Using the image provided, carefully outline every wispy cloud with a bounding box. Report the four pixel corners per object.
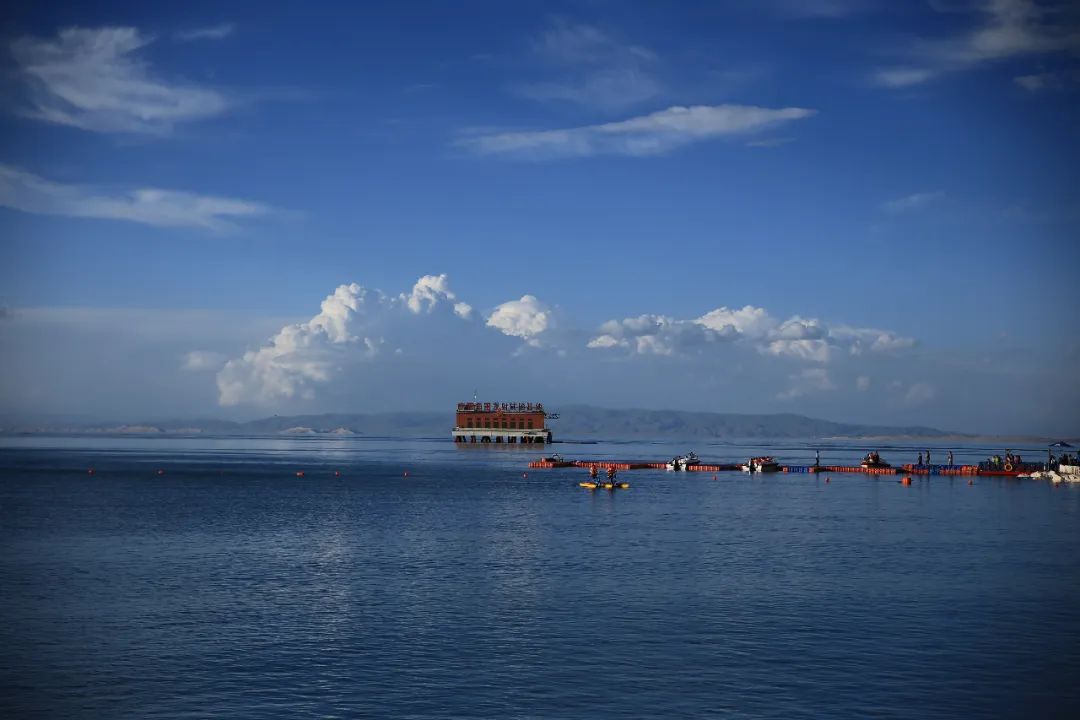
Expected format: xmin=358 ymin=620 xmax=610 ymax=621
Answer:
xmin=0 ymin=164 xmax=272 ymax=233
xmin=174 ymin=23 xmax=235 ymax=42
xmin=769 ymin=0 xmax=874 ymax=19
xmin=881 ymin=191 xmax=945 ymax=213
xmin=746 ymin=136 xmax=795 ymax=148
xmin=9 ymin=26 xmax=229 ymax=134
xmin=512 ymin=19 xmax=661 ymax=111
xmin=777 ymin=368 xmax=836 ymax=400
xmin=873 ymin=0 xmax=1080 ymax=87
xmin=1013 ymin=70 xmax=1076 ymax=91
xmin=458 ymin=104 xmax=815 ymax=160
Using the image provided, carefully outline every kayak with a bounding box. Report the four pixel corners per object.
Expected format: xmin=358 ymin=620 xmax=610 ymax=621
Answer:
xmin=579 ymin=481 xmax=630 ymax=490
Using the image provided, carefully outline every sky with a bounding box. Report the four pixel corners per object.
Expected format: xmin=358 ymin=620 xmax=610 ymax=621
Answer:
xmin=0 ymin=0 xmax=1077 ymax=435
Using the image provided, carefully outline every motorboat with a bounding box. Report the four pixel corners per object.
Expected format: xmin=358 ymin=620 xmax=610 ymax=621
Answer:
xmin=860 ymin=452 xmax=891 ymax=469
xmin=666 ymin=452 xmax=701 ymax=471
xmin=741 ymin=456 xmax=780 ymax=473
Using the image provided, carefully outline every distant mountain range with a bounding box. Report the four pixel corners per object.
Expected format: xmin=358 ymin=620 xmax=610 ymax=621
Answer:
xmin=1 ymin=405 xmax=969 ymax=440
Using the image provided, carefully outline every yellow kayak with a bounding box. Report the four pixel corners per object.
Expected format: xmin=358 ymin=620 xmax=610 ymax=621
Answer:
xmin=580 ymin=481 xmax=630 ymax=490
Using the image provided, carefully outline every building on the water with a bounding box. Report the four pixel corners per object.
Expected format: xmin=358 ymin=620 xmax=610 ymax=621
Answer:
xmin=452 ymin=401 xmax=553 ymax=444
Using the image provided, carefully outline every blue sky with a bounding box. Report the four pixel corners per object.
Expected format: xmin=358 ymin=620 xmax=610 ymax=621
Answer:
xmin=0 ymin=0 xmax=1077 ymax=434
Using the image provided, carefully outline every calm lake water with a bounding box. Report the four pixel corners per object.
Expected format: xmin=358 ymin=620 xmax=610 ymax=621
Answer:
xmin=2 ymin=435 xmax=1078 ymax=719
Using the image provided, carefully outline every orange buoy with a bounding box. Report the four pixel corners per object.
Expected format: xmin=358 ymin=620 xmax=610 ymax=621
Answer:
xmin=901 ymin=476 xmax=912 ymax=486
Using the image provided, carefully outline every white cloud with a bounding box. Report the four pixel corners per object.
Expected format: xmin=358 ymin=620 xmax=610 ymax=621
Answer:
xmin=175 ymin=24 xmax=235 ymax=42
xmin=217 ymin=283 xmax=376 ymax=406
xmin=1013 ymin=71 xmax=1072 ymax=91
xmin=590 ymin=304 xmax=914 ymax=364
xmin=586 ymin=334 xmax=627 ymax=349
xmin=695 ymin=305 xmax=777 ymax=338
xmin=182 ymin=350 xmax=226 ymax=371
xmin=401 ymin=274 xmax=472 ymax=318
xmin=458 ymin=104 xmax=816 ymax=160
xmin=881 ymin=191 xmax=945 ymax=213
xmin=830 ymin=326 xmax=917 ymax=355
xmin=486 ymin=295 xmax=552 ymax=345
xmin=904 ymin=382 xmax=937 ymax=406
xmin=513 ymin=20 xmax=660 ymax=110
xmin=9 ymin=26 xmax=229 ymax=134
xmin=0 ymin=164 xmax=272 ymax=232
xmin=764 ymin=339 xmax=834 ymax=363
xmin=856 ymin=375 xmax=871 ymax=391
xmin=1014 ymin=72 xmax=1049 ymax=90
xmin=777 ymin=368 xmax=835 ymax=400
xmin=588 ymin=314 xmax=718 ymax=356
xmin=873 ymin=68 xmax=939 ymax=87
xmin=873 ymin=0 xmax=1080 ymax=87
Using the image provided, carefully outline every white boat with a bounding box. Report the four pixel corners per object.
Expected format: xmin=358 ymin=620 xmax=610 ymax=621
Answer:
xmin=1027 ymin=464 xmax=1080 ymax=483
xmin=741 ymin=456 xmax=780 ymax=473
xmin=666 ymin=452 xmax=700 ymax=471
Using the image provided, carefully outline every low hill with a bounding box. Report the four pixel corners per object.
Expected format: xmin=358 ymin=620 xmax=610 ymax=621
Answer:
xmin=3 ymin=406 xmax=963 ymax=440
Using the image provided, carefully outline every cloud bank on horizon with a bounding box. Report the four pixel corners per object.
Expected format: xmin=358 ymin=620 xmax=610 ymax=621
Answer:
xmin=201 ymin=273 xmax=921 ymax=409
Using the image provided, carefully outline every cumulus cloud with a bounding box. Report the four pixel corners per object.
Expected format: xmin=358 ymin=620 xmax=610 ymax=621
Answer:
xmin=764 ymin=339 xmax=834 ymax=363
xmin=457 ymin=104 xmax=815 ymax=160
xmin=512 ymin=19 xmax=661 ymax=111
xmin=0 ymin=164 xmax=272 ymax=232
xmin=216 ymin=274 xmax=546 ymax=406
xmin=696 ymin=305 xmax=777 ymax=339
xmin=217 ymin=283 xmax=377 ymax=406
xmin=881 ymin=191 xmax=945 ymax=213
xmin=873 ymin=0 xmax=1080 ymax=87
xmin=856 ymin=375 xmax=872 ymax=391
xmin=401 ymin=274 xmax=473 ymax=318
xmin=589 ymin=314 xmax=720 ymax=356
xmin=590 ymin=305 xmax=914 ymax=363
xmin=9 ymin=26 xmax=230 ymax=134
xmin=212 ymin=275 xmax=917 ymax=408
xmin=486 ymin=295 xmax=552 ymax=346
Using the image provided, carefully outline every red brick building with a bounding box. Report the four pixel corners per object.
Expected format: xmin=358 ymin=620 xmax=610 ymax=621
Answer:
xmin=452 ymin=402 xmax=552 ymax=443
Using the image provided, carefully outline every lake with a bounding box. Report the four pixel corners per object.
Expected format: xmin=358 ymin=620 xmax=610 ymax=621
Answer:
xmin=2 ymin=435 xmax=1078 ymax=718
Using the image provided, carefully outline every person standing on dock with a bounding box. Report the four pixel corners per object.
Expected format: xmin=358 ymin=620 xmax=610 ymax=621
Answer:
xmin=815 ymin=449 xmax=820 ymax=468
xmin=947 ymin=450 xmax=953 ymax=466
xmin=918 ymin=452 xmax=923 ymax=466
xmin=926 ymin=450 xmax=932 ymax=466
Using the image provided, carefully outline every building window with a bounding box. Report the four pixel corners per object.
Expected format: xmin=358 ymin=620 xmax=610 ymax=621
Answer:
xmin=527 ymin=420 xmax=533 ymax=429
